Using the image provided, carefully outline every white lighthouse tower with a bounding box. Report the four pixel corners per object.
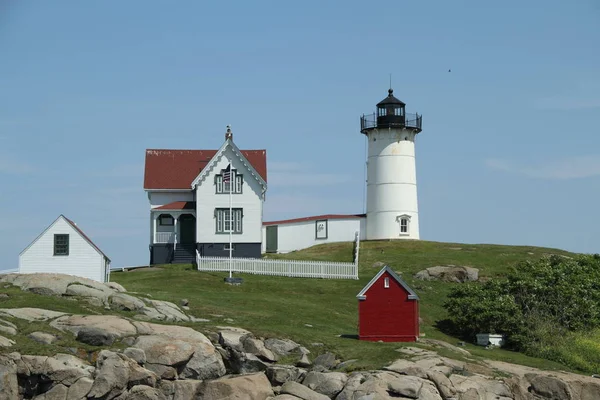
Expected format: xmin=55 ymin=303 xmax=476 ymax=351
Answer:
xmin=360 ymin=88 xmax=423 ymax=240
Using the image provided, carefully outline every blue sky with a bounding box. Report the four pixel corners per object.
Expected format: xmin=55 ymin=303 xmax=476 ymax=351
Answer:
xmin=1 ymin=1 xmax=599 ymax=268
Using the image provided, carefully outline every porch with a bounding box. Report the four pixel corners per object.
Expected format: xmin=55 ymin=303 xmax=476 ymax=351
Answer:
xmin=151 ymin=202 xmax=197 ymax=248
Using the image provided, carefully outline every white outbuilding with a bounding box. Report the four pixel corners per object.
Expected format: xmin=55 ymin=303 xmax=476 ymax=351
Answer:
xmin=19 ymin=215 xmax=111 ymax=283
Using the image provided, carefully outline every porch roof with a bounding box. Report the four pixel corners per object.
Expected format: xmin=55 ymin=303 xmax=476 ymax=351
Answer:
xmin=154 ymin=201 xmax=196 ymax=211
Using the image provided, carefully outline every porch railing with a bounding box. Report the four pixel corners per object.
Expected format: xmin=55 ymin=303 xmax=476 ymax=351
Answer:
xmin=155 ymin=232 xmax=175 ymax=244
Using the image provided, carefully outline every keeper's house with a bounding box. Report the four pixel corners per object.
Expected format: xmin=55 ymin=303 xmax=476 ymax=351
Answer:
xmin=19 ymin=215 xmax=111 ymax=283
xmin=143 ymin=128 xmax=267 ymax=264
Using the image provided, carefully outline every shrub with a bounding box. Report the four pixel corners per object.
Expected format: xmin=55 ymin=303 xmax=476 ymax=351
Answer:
xmin=444 ymin=254 xmax=600 ymax=357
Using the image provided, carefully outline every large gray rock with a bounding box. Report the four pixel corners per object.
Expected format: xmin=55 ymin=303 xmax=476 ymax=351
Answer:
xmin=50 ymin=315 xmax=137 ymax=339
xmin=427 ymin=370 xmax=456 ymax=399
xmin=67 ymin=377 xmax=94 ymax=399
xmin=21 ymin=354 xmax=94 ymax=387
xmin=266 ymin=365 xmax=307 ymax=386
xmin=172 ymin=380 xmax=203 ymax=400
xmin=243 ymin=336 xmax=277 ymax=362
xmin=200 ymin=372 xmax=274 ymax=400
xmin=0 ymin=335 xmax=14 ymax=347
xmin=218 ymin=326 xmax=253 ymax=352
xmin=65 ymin=284 xmax=109 ymax=301
xmin=124 ymin=348 xmax=146 ymax=365
xmin=180 ymin=343 xmax=226 ymax=380
xmin=526 ymin=374 xmax=572 ymax=400
xmin=106 ymin=282 xmax=127 ymax=292
xmin=414 ymin=266 xmax=479 ymax=283
xmin=384 ymin=359 xmax=428 ymax=379
xmin=0 ymin=319 xmax=17 ymax=336
xmin=133 ymin=335 xmax=195 ymax=367
xmin=110 ymin=293 xmax=146 ymax=311
xmin=87 ymin=351 xmax=130 ymax=399
xmin=126 ymin=385 xmax=167 ymax=400
xmin=0 ymin=307 xmax=66 ymax=322
xmin=132 ymin=321 xmax=212 ymax=345
xmin=353 ymin=371 xmax=425 ymax=399
xmin=28 ymin=332 xmax=59 ymax=345
xmin=145 ymin=364 xmax=177 ymax=380
xmin=302 ymin=371 xmax=347 ymax=398
xmin=226 ymin=350 xmax=270 ymax=375
xmin=334 ymin=372 xmax=365 ymax=400
xmin=312 ymin=353 xmax=337 ymax=370
xmin=280 ymin=381 xmax=329 ymax=400
xmin=33 ymin=383 xmax=68 ymax=399
xmin=0 ymin=273 xmax=116 ymax=297
xmin=264 ymin=338 xmax=300 ymax=357
xmin=143 ymin=299 xmax=189 ymax=322
xmin=76 ymin=326 xmax=116 ymax=346
xmin=0 ymin=355 xmax=18 ymax=400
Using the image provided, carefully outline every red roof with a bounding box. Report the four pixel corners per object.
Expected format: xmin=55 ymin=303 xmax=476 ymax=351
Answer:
xmin=64 ymin=216 xmax=111 ymax=261
xmin=143 ymin=149 xmax=267 ymax=190
xmin=263 ymin=214 xmax=366 ymax=226
xmin=154 ymin=201 xmax=196 ymax=211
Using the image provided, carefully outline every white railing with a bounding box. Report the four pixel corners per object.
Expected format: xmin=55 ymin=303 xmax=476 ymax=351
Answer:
xmin=154 ymin=232 xmax=175 ymax=243
xmin=196 ymin=231 xmax=360 ymax=280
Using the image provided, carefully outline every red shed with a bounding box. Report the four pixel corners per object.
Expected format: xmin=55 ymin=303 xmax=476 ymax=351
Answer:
xmin=356 ymin=265 xmax=420 ymax=342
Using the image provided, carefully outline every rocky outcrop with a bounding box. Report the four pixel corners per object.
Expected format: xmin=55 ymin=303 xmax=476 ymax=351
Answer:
xmin=2 ymin=276 xmax=600 ymax=400
xmin=0 ymin=273 xmax=200 ymax=323
xmin=414 ymin=265 xmax=479 ymax=282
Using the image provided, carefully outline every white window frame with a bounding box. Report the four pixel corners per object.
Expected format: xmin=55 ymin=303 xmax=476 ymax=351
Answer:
xmin=215 ymin=208 xmax=243 ymax=234
xmin=396 ymin=214 xmax=411 ymax=235
xmin=384 ymin=277 xmax=390 ymax=288
xmin=215 ymin=170 xmax=243 ymax=194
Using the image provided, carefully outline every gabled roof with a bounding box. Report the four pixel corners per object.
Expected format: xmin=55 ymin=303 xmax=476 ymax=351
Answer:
xmin=356 ymin=265 xmax=418 ymax=301
xmin=190 ymin=139 xmax=267 ymax=191
xmin=154 ymin=201 xmax=196 ymax=211
xmin=144 ymin=148 xmax=267 ymax=190
xmin=19 ymin=215 xmax=111 ymax=262
xmin=263 ymin=214 xmax=366 ymax=226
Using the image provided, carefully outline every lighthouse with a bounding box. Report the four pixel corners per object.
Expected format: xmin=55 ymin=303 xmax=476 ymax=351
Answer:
xmin=360 ymin=88 xmax=423 ymax=240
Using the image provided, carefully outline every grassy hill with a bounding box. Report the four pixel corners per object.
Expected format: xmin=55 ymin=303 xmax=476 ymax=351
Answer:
xmin=111 ymin=240 xmax=575 ymax=372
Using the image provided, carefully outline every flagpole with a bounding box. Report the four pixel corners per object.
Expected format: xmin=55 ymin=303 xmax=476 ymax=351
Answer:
xmin=229 ymin=168 xmax=233 ymax=279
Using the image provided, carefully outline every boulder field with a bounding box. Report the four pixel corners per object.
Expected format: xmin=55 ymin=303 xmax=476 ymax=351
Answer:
xmin=0 ymin=273 xmax=598 ymax=399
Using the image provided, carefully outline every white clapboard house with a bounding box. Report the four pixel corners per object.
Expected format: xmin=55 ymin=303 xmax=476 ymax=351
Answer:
xmin=19 ymin=215 xmax=111 ymax=283
xmin=143 ymin=127 xmax=267 ymax=264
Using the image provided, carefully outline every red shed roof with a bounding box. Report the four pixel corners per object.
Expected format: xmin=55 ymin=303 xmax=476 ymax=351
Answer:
xmin=357 ymin=265 xmax=418 ymax=301
xmin=154 ymin=201 xmax=196 ymax=211
xmin=263 ymin=213 xmax=366 ymax=226
xmin=144 ymin=149 xmax=267 ymax=190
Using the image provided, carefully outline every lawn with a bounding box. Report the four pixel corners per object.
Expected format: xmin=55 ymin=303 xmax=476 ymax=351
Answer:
xmin=111 ymin=239 xmax=575 ymax=372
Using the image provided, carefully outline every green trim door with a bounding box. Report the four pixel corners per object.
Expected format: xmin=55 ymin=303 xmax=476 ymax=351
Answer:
xmin=266 ymin=225 xmax=278 ymax=253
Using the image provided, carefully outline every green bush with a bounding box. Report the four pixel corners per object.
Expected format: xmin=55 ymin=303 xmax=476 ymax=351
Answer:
xmin=444 ymin=254 xmax=600 ymax=370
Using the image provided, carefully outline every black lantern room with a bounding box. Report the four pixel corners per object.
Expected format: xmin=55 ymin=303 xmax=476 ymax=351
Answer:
xmin=360 ymin=88 xmax=422 ymax=134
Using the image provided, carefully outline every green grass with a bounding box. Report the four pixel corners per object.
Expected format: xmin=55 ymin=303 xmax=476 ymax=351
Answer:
xmin=109 ymin=240 xmax=576 ymax=372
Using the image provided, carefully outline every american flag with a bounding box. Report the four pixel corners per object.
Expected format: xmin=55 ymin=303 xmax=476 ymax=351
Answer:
xmin=222 ymin=164 xmax=232 ymax=183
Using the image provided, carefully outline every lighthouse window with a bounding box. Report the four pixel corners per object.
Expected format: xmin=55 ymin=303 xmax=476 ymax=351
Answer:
xmin=400 ymin=218 xmax=409 ymax=233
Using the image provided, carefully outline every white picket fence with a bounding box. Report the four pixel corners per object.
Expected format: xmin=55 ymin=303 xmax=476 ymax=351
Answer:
xmin=196 ymin=232 xmax=360 ymax=280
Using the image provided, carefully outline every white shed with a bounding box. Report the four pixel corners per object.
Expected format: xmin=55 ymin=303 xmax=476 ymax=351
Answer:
xmin=19 ymin=215 xmax=111 ymax=283
xmin=262 ymin=214 xmax=366 ymax=254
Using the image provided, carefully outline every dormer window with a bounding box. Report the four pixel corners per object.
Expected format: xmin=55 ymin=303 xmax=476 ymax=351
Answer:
xmin=215 ymin=170 xmax=243 ymax=194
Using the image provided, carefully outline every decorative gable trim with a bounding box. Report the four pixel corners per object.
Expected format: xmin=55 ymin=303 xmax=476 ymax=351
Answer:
xmin=190 ymin=139 xmax=267 ymax=191
xmin=356 ymin=265 xmax=419 ymax=301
